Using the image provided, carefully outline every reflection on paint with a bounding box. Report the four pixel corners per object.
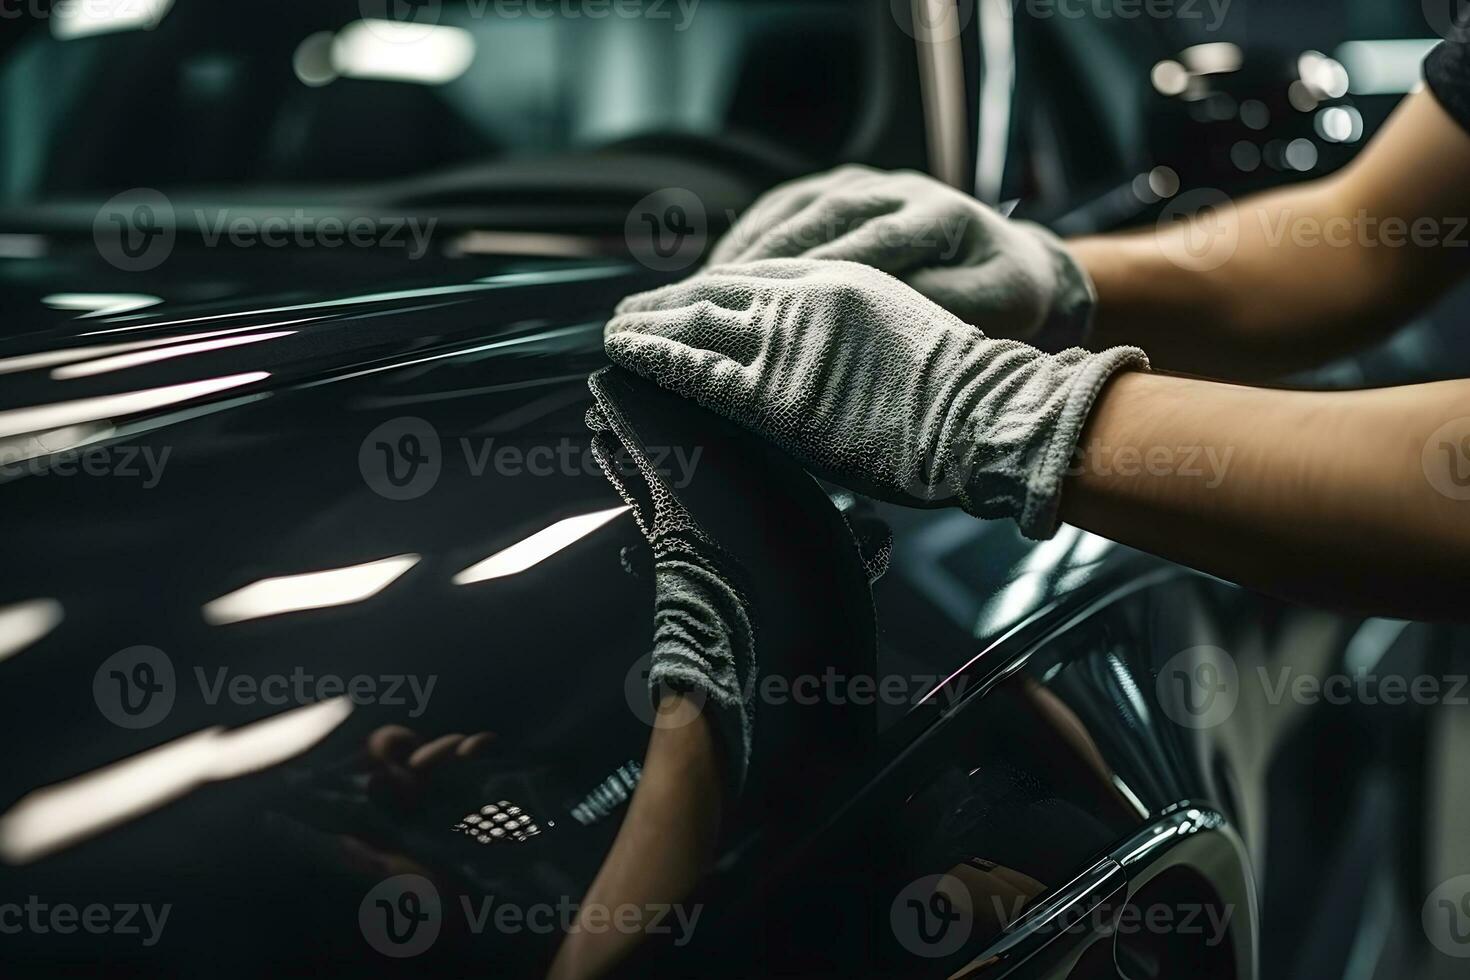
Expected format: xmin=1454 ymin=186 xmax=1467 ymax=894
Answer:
xmin=85 ymin=266 xmax=627 ymax=335
xmin=54 ymin=331 xmax=296 ymax=380
xmin=454 ymin=506 xmax=629 ymax=585
xmin=0 ymin=373 xmax=270 ymax=439
xmin=0 ymin=321 xmax=317 ymax=376
xmin=43 ymin=294 xmax=163 ymax=318
xmin=0 ymin=599 xmax=64 ymax=663
xmin=0 ymin=698 xmax=352 ymax=864
xmin=203 ymin=555 xmax=421 ymax=625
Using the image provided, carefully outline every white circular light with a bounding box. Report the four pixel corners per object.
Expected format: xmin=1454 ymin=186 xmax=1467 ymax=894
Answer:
xmin=1285 ymin=138 xmax=1319 ymax=172
xmin=1240 ymin=99 xmax=1270 ymax=131
xmin=1316 ymin=105 xmax=1364 ymax=143
xmin=293 ymin=31 xmax=338 ymax=87
xmin=1298 ymin=50 xmax=1351 ymax=100
xmin=1320 ymin=58 xmax=1351 ymax=99
xmin=1152 ymin=60 xmax=1189 ymax=97
xmin=1288 ymin=80 xmax=1319 ymax=113
xmin=1148 ymin=166 xmax=1181 ymax=199
xmin=1230 ymin=141 xmax=1261 ymax=172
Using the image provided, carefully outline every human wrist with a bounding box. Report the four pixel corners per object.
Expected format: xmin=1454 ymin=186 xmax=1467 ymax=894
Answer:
xmin=954 ymin=343 xmax=1150 ymax=539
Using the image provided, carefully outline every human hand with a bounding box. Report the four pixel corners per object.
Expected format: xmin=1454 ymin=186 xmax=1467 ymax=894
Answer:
xmin=709 ymin=165 xmax=1095 ymax=345
xmin=362 ymin=725 xmax=498 ymax=813
xmin=605 ymin=258 xmax=1146 ymax=538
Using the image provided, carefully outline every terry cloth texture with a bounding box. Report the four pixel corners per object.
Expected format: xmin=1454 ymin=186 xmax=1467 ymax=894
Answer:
xmin=585 ymin=389 xmax=756 ymax=797
xmin=708 ymin=164 xmax=1097 ymax=348
xmin=604 ymin=258 xmax=1147 ymax=540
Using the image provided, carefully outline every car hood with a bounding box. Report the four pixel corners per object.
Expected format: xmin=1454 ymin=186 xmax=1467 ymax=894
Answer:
xmin=0 ymin=246 xmax=675 ymax=854
xmin=0 ymin=242 xmax=1117 ymax=874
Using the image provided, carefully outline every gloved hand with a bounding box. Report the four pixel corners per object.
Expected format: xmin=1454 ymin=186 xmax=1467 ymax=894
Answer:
xmin=604 ymin=259 xmax=1147 ymax=539
xmin=586 ymin=397 xmax=755 ymax=796
xmin=708 ymin=165 xmax=1095 ymax=346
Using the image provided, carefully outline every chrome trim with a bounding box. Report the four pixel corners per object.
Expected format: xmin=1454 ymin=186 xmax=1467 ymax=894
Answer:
xmin=974 ymin=0 xmax=1015 ymax=203
xmin=953 ymin=806 xmax=1259 ymax=978
xmin=912 ymin=0 xmax=971 ymax=188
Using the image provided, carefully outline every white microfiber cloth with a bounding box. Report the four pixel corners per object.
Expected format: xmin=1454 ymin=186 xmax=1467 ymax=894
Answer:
xmin=604 ymin=258 xmax=1148 ymax=540
xmin=585 ymin=388 xmax=756 ymax=797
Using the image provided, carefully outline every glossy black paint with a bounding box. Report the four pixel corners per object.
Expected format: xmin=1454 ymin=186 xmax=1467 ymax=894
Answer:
xmin=0 ymin=227 xmax=1432 ymax=979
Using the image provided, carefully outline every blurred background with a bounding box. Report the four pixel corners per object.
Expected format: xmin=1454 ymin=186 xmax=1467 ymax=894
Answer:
xmin=3 ymin=0 xmax=1466 ymax=388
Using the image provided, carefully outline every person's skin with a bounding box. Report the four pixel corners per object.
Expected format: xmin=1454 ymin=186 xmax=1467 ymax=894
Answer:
xmin=1071 ymin=90 xmax=1470 ymax=380
xmin=1060 ymin=371 xmax=1470 ymax=620
xmin=342 ymin=705 xmax=724 ymax=980
xmin=317 ymin=728 xmax=500 ymax=903
xmin=1036 ymin=88 xmax=1470 ymax=620
xmin=547 ymin=696 xmax=723 ymax=980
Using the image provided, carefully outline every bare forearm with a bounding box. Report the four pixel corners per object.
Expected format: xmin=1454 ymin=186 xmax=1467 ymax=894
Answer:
xmin=1072 ymin=92 xmax=1470 ymax=379
xmin=1060 ymin=372 xmax=1470 ymax=620
xmin=548 ymin=698 xmax=722 ymax=980
xmin=1072 ymin=178 xmax=1400 ymax=378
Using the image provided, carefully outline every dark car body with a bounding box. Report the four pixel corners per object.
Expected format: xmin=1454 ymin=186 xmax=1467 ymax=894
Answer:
xmin=1 ymin=2 xmax=1467 ymax=978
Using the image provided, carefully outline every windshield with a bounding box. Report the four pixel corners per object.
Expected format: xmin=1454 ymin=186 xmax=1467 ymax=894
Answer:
xmin=0 ymin=0 xmax=875 ymax=205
